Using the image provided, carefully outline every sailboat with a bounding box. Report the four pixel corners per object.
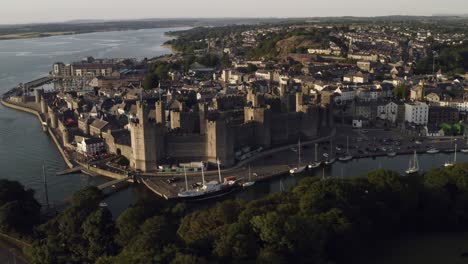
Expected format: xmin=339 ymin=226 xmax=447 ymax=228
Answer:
xmin=308 ymin=143 xmax=322 ymax=169
xmin=178 ymin=160 xmax=237 ymax=200
xmin=461 ymin=137 xmax=468 ymax=153
xmin=405 ymin=151 xmax=419 ymax=175
xmin=290 ymin=139 xmax=307 ymax=174
xmin=325 ymin=139 xmax=336 ymax=165
xmin=338 ymin=136 xmax=353 ymax=161
xmin=444 ymin=144 xmax=457 ymax=167
xmin=242 ymin=166 xmax=256 ymax=187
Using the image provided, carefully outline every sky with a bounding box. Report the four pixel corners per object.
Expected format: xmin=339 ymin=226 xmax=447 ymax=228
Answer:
xmin=1 ymin=0 xmax=468 ymax=25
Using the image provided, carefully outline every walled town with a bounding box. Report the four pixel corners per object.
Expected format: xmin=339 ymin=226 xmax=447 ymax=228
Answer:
xmin=2 ymin=20 xmax=468 ymax=199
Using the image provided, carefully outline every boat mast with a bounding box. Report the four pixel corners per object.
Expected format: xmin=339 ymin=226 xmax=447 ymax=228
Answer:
xmin=454 ymin=144 xmax=457 ymax=163
xmin=315 ymin=143 xmax=318 ymax=162
xmin=346 ymin=136 xmax=350 ymax=155
xmin=217 ymin=159 xmax=222 ymax=183
xmin=414 ymin=151 xmax=419 ymax=170
xmin=201 ymin=161 xmax=205 ymax=185
xmin=183 ymin=166 xmax=188 ymax=191
xmin=298 ymin=139 xmax=301 ymax=167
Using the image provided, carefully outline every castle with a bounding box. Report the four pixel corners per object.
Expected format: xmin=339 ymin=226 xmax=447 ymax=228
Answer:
xmin=124 ymin=88 xmax=333 ymax=172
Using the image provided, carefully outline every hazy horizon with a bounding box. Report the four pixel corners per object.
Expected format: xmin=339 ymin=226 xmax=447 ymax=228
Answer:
xmin=1 ymin=0 xmax=467 ymax=25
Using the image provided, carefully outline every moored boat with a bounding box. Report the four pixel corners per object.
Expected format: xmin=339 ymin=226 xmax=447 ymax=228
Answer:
xmin=325 ymin=157 xmax=336 ymax=165
xmin=406 ymin=151 xmax=419 ymax=175
xmin=290 ymin=139 xmax=306 ymax=175
xmin=338 ymin=136 xmax=353 ymax=162
xmin=242 ymin=166 xmax=256 ymax=187
xmin=308 ymin=143 xmax=322 ymax=169
xmin=427 ymin=148 xmax=440 ymax=154
xmin=444 ymin=144 xmax=457 ymax=167
xmin=178 ymin=160 xmax=238 ymax=201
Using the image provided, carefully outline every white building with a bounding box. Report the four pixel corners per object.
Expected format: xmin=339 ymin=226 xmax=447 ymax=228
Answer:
xmin=76 ymin=137 xmax=106 ymax=157
xmin=378 ymin=102 xmax=399 ymax=123
xmin=404 ymin=102 xmax=429 ymax=125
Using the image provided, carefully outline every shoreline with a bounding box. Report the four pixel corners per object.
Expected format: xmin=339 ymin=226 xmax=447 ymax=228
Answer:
xmin=1 ymin=98 xmax=74 ymax=169
xmin=0 ymin=26 xmax=189 ymax=42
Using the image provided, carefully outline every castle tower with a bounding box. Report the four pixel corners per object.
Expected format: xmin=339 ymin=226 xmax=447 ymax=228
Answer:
xmin=50 ymin=109 xmax=58 ymax=129
xmin=62 ymin=128 xmax=69 ymax=146
xmin=206 ymin=119 xmax=234 ymax=167
xmin=199 ymin=103 xmax=208 ymax=134
xmin=34 ymin=89 xmax=42 ymax=104
xmin=40 ymin=96 xmax=48 ymax=114
xmin=155 ymin=99 xmax=166 ymax=126
xmin=130 ymin=101 xmax=163 ymax=172
xmin=296 ymin=92 xmax=304 ymax=112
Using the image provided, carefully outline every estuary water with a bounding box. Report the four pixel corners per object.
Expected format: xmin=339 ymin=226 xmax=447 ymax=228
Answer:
xmin=0 ymin=28 xmax=186 ymax=212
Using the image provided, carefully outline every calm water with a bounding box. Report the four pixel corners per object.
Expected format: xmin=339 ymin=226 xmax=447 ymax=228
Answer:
xmin=236 ymin=151 xmax=468 ymax=201
xmin=0 ymin=28 xmax=187 ymax=212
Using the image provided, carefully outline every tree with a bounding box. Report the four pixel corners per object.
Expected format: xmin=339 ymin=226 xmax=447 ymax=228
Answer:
xmin=71 ymin=186 xmax=102 ymax=210
xmin=171 ymin=253 xmax=208 ymax=264
xmin=393 ymin=84 xmax=408 ymax=99
xmin=0 ymin=180 xmax=40 ymax=235
xmin=246 ymin=63 xmax=258 ymax=73
xmin=82 ymin=207 xmax=118 ymax=261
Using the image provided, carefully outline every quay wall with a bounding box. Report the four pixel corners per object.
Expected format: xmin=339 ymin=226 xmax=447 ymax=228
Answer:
xmin=1 ymin=98 xmax=74 ymax=169
xmin=78 ymin=162 xmax=127 ymax=180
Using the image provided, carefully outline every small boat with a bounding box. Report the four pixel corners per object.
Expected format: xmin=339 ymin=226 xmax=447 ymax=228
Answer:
xmin=426 ymin=148 xmax=440 ymax=154
xmin=406 ymin=151 xmax=419 ymax=175
xmin=290 ymin=139 xmax=307 ymax=174
xmin=289 ymin=166 xmax=307 ymax=174
xmin=308 ymin=162 xmax=321 ymax=169
xmin=325 ymin=157 xmax=336 ymax=165
xmin=444 ymin=144 xmax=457 ymax=167
xmin=338 ymin=155 xmax=353 ymax=161
xmin=338 ymin=136 xmax=353 ymax=162
xmin=242 ymin=166 xmax=256 ymax=187
xmin=387 ymin=151 xmax=397 ymax=157
xmin=324 ymin=140 xmax=336 ymax=165
xmin=308 ymin=143 xmax=322 ymax=169
xmin=461 ymin=137 xmax=468 ymax=153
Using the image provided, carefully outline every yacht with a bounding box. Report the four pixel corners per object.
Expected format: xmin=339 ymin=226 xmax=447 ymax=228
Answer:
xmin=426 ymin=148 xmax=440 ymax=154
xmin=338 ymin=136 xmax=353 ymax=162
xmin=178 ymin=160 xmax=237 ymax=200
xmin=290 ymin=139 xmax=307 ymax=174
xmin=308 ymin=143 xmax=322 ymax=169
xmin=324 ymin=140 xmax=336 ymax=165
xmin=405 ymin=151 xmax=419 ymax=175
xmin=444 ymin=144 xmax=457 ymax=167
xmin=387 ymin=151 xmax=397 ymax=157
xmin=242 ymin=166 xmax=256 ymax=187
xmin=461 ymin=137 xmax=468 ymax=153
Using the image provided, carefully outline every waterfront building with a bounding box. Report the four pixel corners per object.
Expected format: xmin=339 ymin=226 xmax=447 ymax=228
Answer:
xmin=405 ymin=102 xmax=429 ymax=125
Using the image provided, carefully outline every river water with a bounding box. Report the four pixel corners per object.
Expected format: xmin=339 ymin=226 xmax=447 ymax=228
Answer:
xmin=238 ymin=151 xmax=468 ymax=200
xmin=0 ymin=28 xmax=187 ymax=213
